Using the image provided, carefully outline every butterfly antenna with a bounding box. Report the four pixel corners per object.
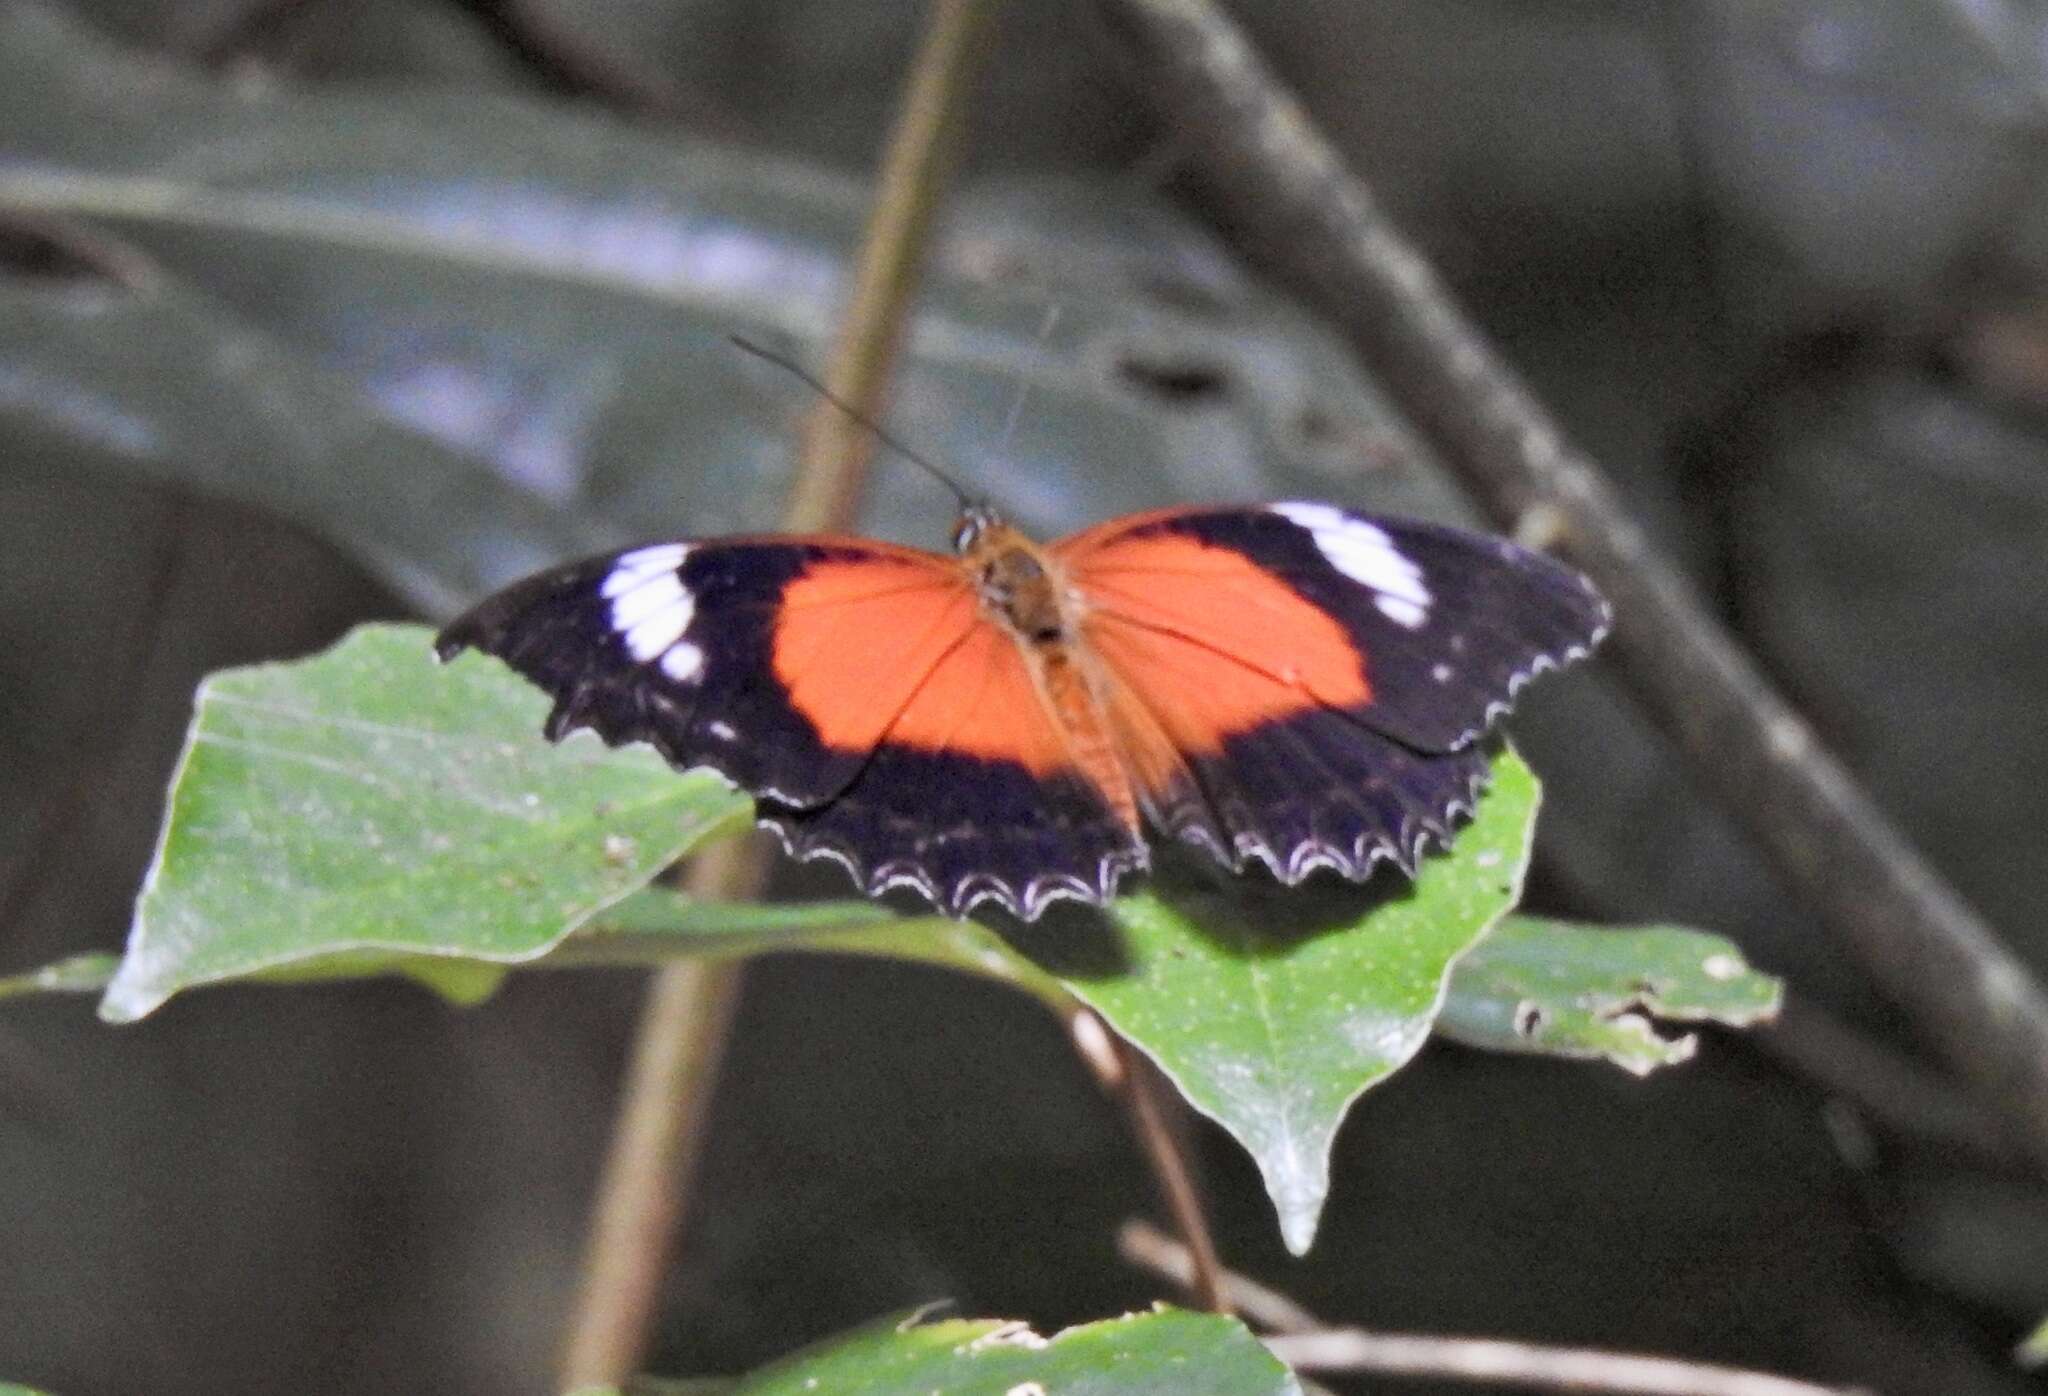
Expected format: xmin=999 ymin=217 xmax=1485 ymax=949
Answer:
xmin=994 ymin=304 xmax=1062 ymax=456
xmin=728 ymin=335 xmax=972 ymax=509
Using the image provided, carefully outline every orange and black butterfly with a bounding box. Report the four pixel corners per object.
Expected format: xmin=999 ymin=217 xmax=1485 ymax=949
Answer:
xmin=436 ymin=498 xmax=1608 ymax=919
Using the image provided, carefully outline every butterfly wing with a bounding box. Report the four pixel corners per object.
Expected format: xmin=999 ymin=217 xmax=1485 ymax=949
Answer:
xmin=758 ymin=617 xmax=1147 ymax=918
xmin=437 ymin=535 xmax=1142 ymax=917
xmin=1057 ymin=502 xmax=1607 ymax=880
xmin=437 ymin=536 xmax=955 ymax=806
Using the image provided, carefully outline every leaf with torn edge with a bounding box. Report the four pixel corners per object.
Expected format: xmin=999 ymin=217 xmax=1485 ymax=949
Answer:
xmin=103 ymin=623 xmax=749 ymax=1023
xmin=1434 ymin=916 xmax=1782 ymax=1074
xmin=692 ymin=1307 xmax=1299 ymax=1396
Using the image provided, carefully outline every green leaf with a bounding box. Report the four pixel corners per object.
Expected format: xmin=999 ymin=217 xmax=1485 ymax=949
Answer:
xmin=1060 ymin=750 xmax=1540 ymax=1255
xmin=1434 ymin=917 xmax=1783 ymax=1075
xmin=0 ymin=953 xmax=119 ymax=1001
xmin=104 ymin=623 xmax=749 ymax=1022
xmin=571 ymin=894 xmax=1076 ymax=1013
xmin=88 ymin=612 xmax=1542 ymax=1257
xmin=2015 ymin=1315 xmax=2048 ymax=1369
xmin=708 ymin=1308 xmax=1298 ymax=1396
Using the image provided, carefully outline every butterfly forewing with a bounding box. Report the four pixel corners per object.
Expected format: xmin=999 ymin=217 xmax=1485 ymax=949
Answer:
xmin=437 ymin=536 xmax=967 ymax=808
xmin=1057 ymin=502 xmax=1606 ymax=880
xmin=1060 ymin=503 xmax=1610 ymax=755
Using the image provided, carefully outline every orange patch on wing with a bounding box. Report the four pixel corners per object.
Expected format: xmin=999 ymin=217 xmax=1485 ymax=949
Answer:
xmin=772 ymin=556 xmax=980 ymax=756
xmin=884 ymin=623 xmax=1077 ymax=778
xmin=772 ymin=555 xmax=1082 ymax=780
xmin=1071 ymin=533 xmax=1370 ymax=754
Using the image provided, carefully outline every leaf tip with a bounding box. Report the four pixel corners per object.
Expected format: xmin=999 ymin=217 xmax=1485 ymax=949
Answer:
xmin=98 ymin=950 xmax=172 ymax=1024
xmin=1270 ymin=1173 xmax=1329 ymax=1257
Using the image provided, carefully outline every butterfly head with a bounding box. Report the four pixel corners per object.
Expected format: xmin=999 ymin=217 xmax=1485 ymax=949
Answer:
xmin=950 ymin=500 xmax=1005 ymax=555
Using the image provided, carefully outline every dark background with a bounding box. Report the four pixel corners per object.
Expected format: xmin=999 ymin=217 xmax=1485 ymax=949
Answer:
xmin=3 ymin=1 xmax=2047 ymax=1391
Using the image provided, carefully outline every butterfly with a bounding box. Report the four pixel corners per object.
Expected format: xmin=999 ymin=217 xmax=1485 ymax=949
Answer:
xmin=435 ymin=498 xmax=1609 ymax=919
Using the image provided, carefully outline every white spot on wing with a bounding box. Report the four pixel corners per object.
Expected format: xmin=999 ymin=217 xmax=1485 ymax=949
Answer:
xmin=1272 ymin=500 xmax=1433 ymax=629
xmin=1377 ymin=596 xmax=1427 ymax=627
xmin=624 ymin=606 xmax=688 ymax=659
xmin=600 ymin=543 xmax=688 ymax=598
xmin=610 ymin=572 xmax=685 ymax=628
xmin=605 ymin=548 xmax=698 ymax=662
xmin=660 ymin=640 xmax=705 ymax=682
xmin=616 ymin=578 xmax=693 ymax=659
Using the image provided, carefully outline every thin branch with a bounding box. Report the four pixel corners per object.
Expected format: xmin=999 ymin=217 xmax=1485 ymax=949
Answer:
xmin=492 ymin=1 xmax=743 ymax=127
xmin=556 ymin=847 xmax=752 ymax=1388
xmin=1761 ymin=994 xmax=2026 ymax=1167
xmin=555 ymin=3 xmax=998 ymax=1387
xmin=1264 ymin=1330 xmax=1873 ymax=1396
xmin=1072 ymin=1015 xmax=1228 ymax=1313
xmin=783 ymin=0 xmax=996 ymax=531
xmin=1117 ymin=1219 xmax=1313 ymax=1333
xmin=1090 ymin=0 xmax=2048 ymax=1179
xmin=1118 ymin=1221 xmax=1870 ymax=1396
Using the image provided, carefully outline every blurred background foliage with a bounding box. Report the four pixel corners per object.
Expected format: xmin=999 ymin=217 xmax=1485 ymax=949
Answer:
xmin=2 ymin=1 xmax=2047 ymax=1392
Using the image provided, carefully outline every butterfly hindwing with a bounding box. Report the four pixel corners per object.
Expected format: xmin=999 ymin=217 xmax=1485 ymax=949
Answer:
xmin=757 ymin=609 xmax=1146 ymax=917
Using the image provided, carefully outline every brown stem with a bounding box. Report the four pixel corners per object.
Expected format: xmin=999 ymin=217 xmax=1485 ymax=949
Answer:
xmin=1263 ymin=1329 xmax=1872 ymax=1396
xmin=1761 ymin=993 xmax=2027 ymax=1167
xmin=1117 ymin=1219 xmax=1313 ymax=1333
xmin=1091 ymin=0 xmax=2048 ymax=1180
xmin=1119 ymin=1221 xmax=1868 ymax=1396
xmin=554 ymin=3 xmax=998 ymax=1387
xmin=1070 ymin=1012 xmax=1228 ymax=1313
xmin=556 ymin=844 xmax=751 ymax=1386
xmin=783 ymin=0 xmax=994 ymax=530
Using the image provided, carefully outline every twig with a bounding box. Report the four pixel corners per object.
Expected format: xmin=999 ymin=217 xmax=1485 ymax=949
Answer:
xmin=782 ymin=0 xmax=995 ymax=531
xmin=1118 ymin=1221 xmax=1870 ymax=1396
xmin=1090 ymin=0 xmax=2048 ymax=1180
xmin=492 ymin=1 xmax=740 ymax=126
xmin=1264 ymin=1330 xmax=1872 ymax=1396
xmin=1935 ymin=0 xmax=2048 ymax=120
xmin=1071 ymin=1015 xmax=1228 ymax=1313
xmin=1760 ymin=994 xmax=2026 ymax=1167
xmin=557 ymin=846 xmax=752 ymax=1387
xmin=554 ymin=3 xmax=998 ymax=1387
xmin=1117 ymin=1219 xmax=1312 ymax=1332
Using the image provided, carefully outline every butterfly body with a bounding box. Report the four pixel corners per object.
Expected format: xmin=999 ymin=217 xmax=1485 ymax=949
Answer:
xmin=437 ymin=502 xmax=1608 ymax=919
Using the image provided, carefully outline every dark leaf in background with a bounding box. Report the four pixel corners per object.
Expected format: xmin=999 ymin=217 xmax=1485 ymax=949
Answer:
xmin=0 ymin=3 xmax=1461 ymax=600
